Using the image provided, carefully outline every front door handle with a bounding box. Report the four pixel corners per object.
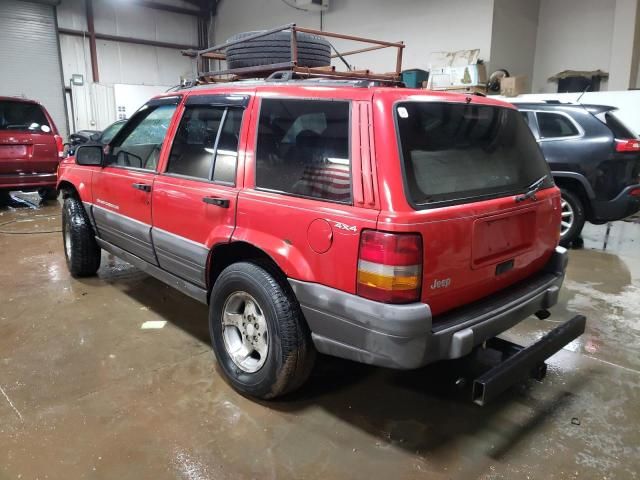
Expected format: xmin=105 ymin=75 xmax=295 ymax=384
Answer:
xmin=132 ymin=183 xmax=152 ymax=192
xmin=202 ymin=196 xmax=230 ymax=208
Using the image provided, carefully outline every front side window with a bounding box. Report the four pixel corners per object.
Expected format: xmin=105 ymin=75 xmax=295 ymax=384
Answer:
xmin=109 ymin=104 xmax=177 ymax=170
xmin=537 ymin=111 xmax=579 ymax=139
xmin=166 ymin=106 xmax=242 ymax=183
xmin=0 ymin=101 xmax=50 ymax=132
xmin=255 ymin=99 xmax=351 ymax=204
xmin=100 ymin=120 xmax=126 ymax=144
xmin=396 ymin=102 xmax=551 ymax=207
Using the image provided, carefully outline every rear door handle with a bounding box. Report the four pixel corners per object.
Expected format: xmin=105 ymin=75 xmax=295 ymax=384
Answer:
xmin=202 ymin=196 xmax=230 ymax=208
xmin=132 ymin=183 xmax=152 ymax=192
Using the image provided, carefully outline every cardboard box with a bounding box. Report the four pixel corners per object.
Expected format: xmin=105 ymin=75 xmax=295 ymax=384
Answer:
xmin=500 ymin=76 xmax=527 ymax=96
xmin=428 ymin=64 xmax=487 ymax=89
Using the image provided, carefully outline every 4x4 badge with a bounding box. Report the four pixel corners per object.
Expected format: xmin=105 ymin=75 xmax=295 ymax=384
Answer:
xmin=332 ymin=221 xmax=357 ymax=232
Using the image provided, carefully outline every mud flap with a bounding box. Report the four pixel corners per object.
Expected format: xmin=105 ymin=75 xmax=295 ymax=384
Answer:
xmin=472 ymin=315 xmax=586 ymax=406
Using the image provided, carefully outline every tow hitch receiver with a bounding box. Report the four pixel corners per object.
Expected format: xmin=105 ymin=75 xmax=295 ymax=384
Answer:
xmin=472 ymin=315 xmax=586 ymax=406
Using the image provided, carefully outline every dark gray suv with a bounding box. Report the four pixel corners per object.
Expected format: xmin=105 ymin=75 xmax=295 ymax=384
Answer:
xmin=514 ymin=101 xmax=640 ymax=246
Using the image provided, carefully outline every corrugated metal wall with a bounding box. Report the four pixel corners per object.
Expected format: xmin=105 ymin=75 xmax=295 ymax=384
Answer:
xmin=0 ymin=0 xmax=68 ymax=137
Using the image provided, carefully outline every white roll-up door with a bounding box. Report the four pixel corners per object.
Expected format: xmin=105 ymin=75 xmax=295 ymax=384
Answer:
xmin=0 ymin=0 xmax=68 ymax=137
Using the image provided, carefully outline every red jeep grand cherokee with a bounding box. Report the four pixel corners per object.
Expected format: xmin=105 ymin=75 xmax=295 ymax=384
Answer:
xmin=57 ymin=80 xmax=583 ymax=402
xmin=0 ymin=97 xmax=64 ymax=200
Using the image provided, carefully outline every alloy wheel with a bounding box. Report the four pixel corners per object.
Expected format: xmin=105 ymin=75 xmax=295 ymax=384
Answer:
xmin=560 ymin=197 xmax=574 ymax=238
xmin=221 ymin=291 xmax=269 ymax=373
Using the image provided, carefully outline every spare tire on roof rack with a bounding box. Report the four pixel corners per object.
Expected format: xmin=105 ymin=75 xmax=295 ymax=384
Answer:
xmin=225 ymin=30 xmax=331 ymax=70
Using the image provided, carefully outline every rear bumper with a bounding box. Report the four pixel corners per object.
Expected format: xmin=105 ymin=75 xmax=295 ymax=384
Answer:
xmin=0 ymin=172 xmax=57 ymax=189
xmin=289 ymin=246 xmax=568 ymax=369
xmin=591 ymin=184 xmax=640 ymax=222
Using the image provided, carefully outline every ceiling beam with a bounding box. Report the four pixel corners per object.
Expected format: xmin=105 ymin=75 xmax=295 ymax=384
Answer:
xmin=127 ymin=0 xmax=204 ymax=17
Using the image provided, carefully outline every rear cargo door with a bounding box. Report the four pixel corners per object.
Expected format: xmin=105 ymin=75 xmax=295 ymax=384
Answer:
xmin=0 ymin=101 xmax=58 ymax=174
xmin=392 ymin=100 xmax=561 ymax=316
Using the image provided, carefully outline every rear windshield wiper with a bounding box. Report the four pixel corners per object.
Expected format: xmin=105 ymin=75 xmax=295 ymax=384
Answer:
xmin=516 ymin=175 xmax=547 ymax=203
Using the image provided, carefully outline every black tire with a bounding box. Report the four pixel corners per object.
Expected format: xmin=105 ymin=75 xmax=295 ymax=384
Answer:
xmin=209 ymin=261 xmax=316 ymax=399
xmin=62 ymin=195 xmax=101 ymax=277
xmin=225 ymin=30 xmax=331 ymax=69
xmin=38 ymin=187 xmax=58 ymax=201
xmin=559 ymin=188 xmax=586 ymax=247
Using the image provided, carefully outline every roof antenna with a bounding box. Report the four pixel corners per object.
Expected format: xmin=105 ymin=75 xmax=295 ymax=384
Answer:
xmin=576 ymin=85 xmax=590 ymax=104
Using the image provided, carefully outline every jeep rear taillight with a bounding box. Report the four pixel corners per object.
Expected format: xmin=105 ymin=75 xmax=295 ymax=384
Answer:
xmin=615 ymin=138 xmax=640 ymax=152
xmin=356 ymin=230 xmax=422 ymax=304
xmin=54 ymin=135 xmax=64 ymax=159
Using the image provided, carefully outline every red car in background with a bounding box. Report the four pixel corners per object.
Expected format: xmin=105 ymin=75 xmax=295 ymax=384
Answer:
xmin=0 ymin=96 xmax=64 ymax=201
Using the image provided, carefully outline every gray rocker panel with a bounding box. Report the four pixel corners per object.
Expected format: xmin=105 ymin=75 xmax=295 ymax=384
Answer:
xmin=92 ymin=206 xmax=158 ymax=265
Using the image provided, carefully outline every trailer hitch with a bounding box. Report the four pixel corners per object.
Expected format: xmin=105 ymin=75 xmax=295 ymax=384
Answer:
xmin=472 ymin=315 xmax=586 ymax=406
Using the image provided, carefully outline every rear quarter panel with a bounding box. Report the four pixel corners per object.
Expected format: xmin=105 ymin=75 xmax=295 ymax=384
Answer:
xmin=233 ymin=87 xmax=379 ymax=293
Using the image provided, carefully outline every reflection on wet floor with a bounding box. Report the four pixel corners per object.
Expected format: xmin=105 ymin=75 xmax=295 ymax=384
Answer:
xmin=0 ymin=198 xmax=639 ymax=479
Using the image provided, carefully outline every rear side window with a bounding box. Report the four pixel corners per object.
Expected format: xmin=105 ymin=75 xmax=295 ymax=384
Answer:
xmin=255 ymin=99 xmax=351 ymax=204
xmin=536 ymin=112 xmax=579 ymax=138
xmin=167 ymin=106 xmax=242 ymax=183
xmin=0 ymin=101 xmax=50 ymax=132
xmin=396 ymin=102 xmax=551 ymax=207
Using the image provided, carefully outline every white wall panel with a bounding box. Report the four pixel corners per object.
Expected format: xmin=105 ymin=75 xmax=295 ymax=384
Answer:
xmin=532 ymin=0 xmax=616 ymax=93
xmin=95 ymin=41 xmax=193 ymax=86
xmin=490 ymin=0 xmax=539 ymax=92
xmin=56 ymin=0 xmax=87 ymax=30
xmin=92 ymin=0 xmax=198 ymax=45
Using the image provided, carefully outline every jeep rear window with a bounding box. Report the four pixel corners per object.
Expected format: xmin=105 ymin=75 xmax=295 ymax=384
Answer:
xmin=396 ymin=102 xmax=551 ymax=207
xmin=0 ymin=101 xmax=50 ymax=132
xmin=255 ymin=99 xmax=351 ymax=204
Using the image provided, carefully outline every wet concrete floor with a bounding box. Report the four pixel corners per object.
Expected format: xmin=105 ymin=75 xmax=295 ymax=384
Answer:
xmin=1 ymin=193 xmax=639 ymax=479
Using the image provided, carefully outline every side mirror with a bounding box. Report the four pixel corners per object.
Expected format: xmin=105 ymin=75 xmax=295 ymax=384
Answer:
xmin=75 ymin=145 xmax=104 ymax=166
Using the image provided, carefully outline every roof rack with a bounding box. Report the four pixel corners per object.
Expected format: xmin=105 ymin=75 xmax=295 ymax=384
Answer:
xmin=182 ymin=23 xmax=405 ymax=85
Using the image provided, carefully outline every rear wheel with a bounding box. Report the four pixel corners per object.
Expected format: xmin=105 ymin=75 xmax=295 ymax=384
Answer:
xmin=62 ymin=195 xmax=101 ymax=277
xmin=559 ymin=188 xmax=585 ymax=247
xmin=209 ymin=262 xmax=316 ymax=399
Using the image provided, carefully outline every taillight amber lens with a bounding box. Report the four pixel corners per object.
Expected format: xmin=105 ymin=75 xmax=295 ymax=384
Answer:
xmin=356 ymin=230 xmax=422 ymax=304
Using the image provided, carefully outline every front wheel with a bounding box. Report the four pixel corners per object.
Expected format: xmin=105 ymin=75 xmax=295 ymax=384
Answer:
xmin=209 ymin=262 xmax=316 ymax=399
xmin=62 ymin=195 xmax=101 ymax=277
xmin=559 ymin=188 xmax=586 ymax=247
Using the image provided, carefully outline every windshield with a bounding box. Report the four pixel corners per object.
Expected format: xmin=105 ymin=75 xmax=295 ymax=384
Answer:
xmin=396 ymin=102 xmax=551 ymax=207
xmin=0 ymin=101 xmax=51 ymax=132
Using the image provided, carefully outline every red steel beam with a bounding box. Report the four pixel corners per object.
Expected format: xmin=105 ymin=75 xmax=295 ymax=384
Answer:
xmin=85 ymin=0 xmax=99 ymax=82
xmin=58 ymin=28 xmax=200 ymax=51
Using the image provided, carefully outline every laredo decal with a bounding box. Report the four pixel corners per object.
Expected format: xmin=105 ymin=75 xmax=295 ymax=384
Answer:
xmin=96 ymin=199 xmax=120 ymax=210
